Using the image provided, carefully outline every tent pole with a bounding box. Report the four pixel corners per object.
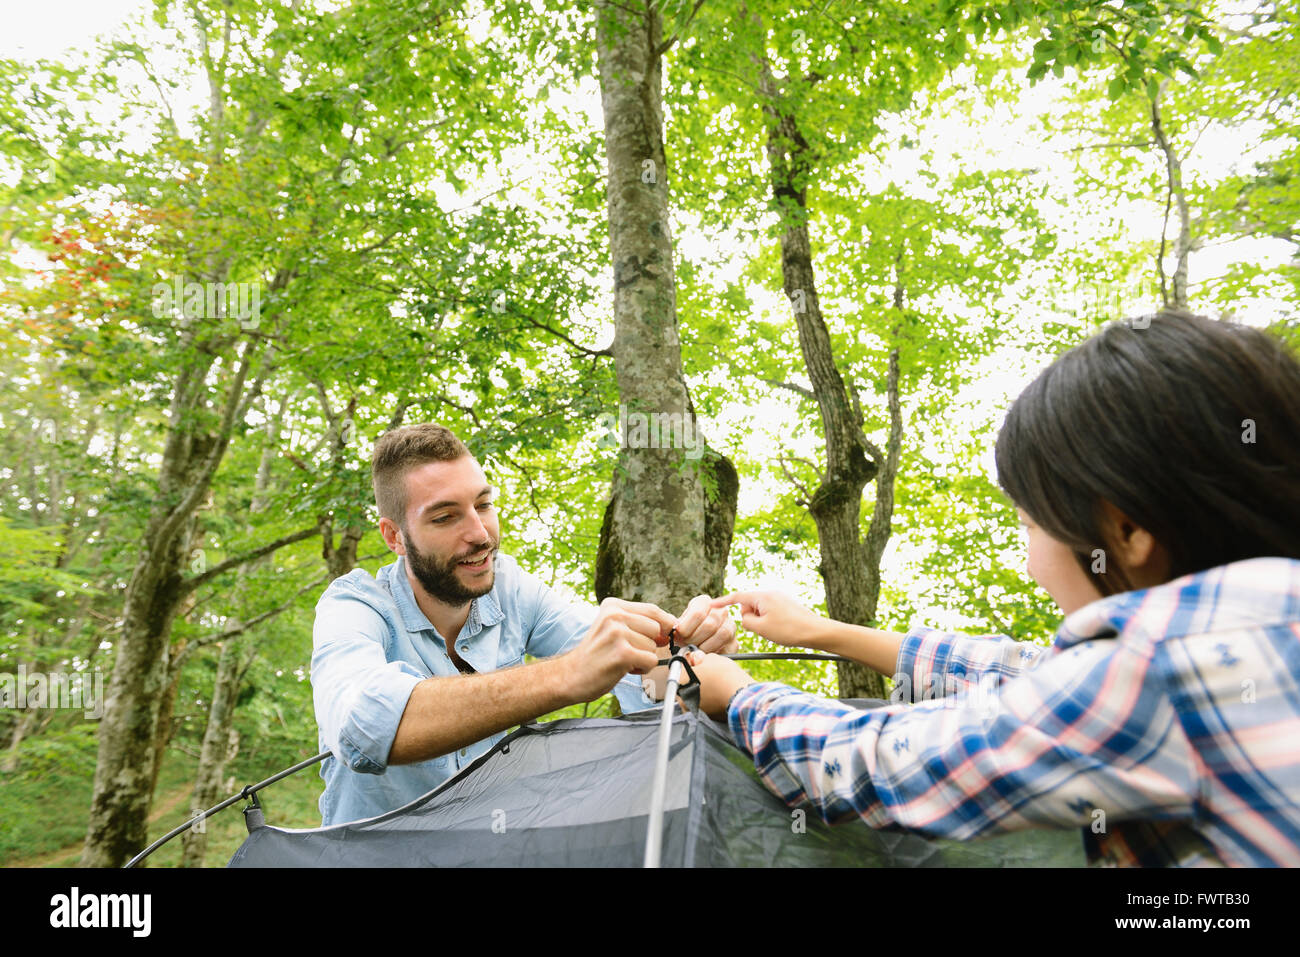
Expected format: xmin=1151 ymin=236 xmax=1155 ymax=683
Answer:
xmin=643 ymin=657 xmax=685 ymax=868
xmin=123 ymin=749 xmax=331 ymax=868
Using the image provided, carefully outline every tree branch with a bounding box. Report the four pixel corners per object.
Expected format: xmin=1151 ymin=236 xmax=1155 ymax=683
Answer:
xmin=775 ymin=451 xmax=816 ymax=506
xmin=386 ymin=400 xmax=412 ymax=432
xmin=154 ymin=338 xmax=261 ymax=556
xmin=187 ymin=571 xmax=330 ymax=652
xmin=1059 ymin=139 xmax=1155 ymax=153
xmin=183 ymin=524 xmax=323 ymax=595
xmin=1150 ymin=79 xmax=1189 ymax=308
xmin=655 ymin=0 xmax=708 ymax=56
xmin=520 ymin=314 xmax=613 ymax=358
xmin=282 ymin=450 xmax=311 ymax=472
xmin=764 ymin=378 xmax=815 ymax=402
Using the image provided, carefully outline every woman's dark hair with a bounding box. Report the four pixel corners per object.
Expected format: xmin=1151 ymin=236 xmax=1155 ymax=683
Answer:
xmin=995 ymin=309 xmax=1300 ymax=597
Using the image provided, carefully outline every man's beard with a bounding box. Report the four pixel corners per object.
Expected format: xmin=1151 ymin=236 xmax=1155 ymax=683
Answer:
xmin=404 ymin=532 xmax=499 ymax=606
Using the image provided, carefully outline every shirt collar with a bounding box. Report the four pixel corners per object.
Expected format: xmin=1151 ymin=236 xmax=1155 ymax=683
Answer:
xmin=1054 ymin=556 xmax=1300 ymax=651
xmin=464 ymin=583 xmax=504 ymax=636
xmin=387 ymin=554 xmax=505 ymax=637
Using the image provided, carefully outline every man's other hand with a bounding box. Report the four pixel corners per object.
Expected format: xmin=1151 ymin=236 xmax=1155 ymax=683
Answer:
xmin=563 ymin=597 xmax=676 ymax=703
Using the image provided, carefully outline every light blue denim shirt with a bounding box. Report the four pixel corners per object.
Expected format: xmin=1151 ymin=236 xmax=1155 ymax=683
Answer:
xmin=311 ymin=551 xmax=656 ymax=826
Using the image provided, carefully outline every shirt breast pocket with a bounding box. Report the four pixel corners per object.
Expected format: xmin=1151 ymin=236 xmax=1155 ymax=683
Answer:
xmin=496 ymin=631 xmax=527 ymax=670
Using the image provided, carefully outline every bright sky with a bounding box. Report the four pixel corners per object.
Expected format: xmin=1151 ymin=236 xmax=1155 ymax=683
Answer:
xmin=0 ymin=0 xmax=150 ymax=60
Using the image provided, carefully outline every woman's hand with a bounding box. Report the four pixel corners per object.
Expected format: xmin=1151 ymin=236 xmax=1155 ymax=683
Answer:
xmin=672 ymin=593 xmax=739 ymax=654
xmin=684 ymin=651 xmax=755 ymax=721
xmin=709 ymin=590 xmax=825 ymax=649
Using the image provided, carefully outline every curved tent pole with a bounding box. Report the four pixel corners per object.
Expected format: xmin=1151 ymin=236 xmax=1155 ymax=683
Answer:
xmin=122 ymin=749 xmax=331 ymax=868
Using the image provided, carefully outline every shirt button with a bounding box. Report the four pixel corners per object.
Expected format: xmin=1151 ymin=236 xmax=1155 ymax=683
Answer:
xmin=459 ymin=748 xmax=467 ymax=757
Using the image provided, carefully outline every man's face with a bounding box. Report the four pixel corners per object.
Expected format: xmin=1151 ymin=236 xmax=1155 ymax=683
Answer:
xmin=392 ymin=456 xmax=501 ymax=606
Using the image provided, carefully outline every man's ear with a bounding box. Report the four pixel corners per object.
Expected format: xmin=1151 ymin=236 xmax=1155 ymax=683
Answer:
xmin=378 ymin=517 xmax=405 ymax=555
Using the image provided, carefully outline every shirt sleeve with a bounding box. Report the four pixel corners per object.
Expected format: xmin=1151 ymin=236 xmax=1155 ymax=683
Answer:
xmin=727 ymin=634 xmax=1199 ymax=841
xmin=311 ymin=590 xmax=424 ymax=775
xmin=516 ymin=569 xmax=656 ymax=714
xmin=894 ymin=622 xmax=1043 ymax=702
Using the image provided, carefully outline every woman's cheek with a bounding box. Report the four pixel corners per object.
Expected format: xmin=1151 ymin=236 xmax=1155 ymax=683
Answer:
xmin=1027 ymin=529 xmax=1069 ymax=605
xmin=1027 ymin=528 xmax=1102 ymax=614
xmin=1025 ymin=529 xmax=1047 ymax=590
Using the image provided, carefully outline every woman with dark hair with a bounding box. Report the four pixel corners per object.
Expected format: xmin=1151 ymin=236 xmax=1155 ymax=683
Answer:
xmin=685 ymin=310 xmax=1300 ymax=866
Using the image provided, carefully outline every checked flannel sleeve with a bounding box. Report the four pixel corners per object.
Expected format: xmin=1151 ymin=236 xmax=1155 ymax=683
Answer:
xmin=895 ymin=623 xmax=1043 ymax=701
xmin=726 ymin=629 xmax=1200 ymax=840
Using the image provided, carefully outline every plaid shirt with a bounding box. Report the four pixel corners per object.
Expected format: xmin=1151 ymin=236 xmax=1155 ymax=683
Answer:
xmin=727 ymin=556 xmax=1300 ymax=867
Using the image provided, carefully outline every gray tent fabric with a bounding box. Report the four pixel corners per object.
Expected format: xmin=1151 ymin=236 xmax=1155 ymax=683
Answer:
xmin=228 ymin=706 xmax=1085 ymax=867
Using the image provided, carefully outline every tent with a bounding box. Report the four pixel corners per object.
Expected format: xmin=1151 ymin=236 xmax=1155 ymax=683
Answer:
xmin=227 ymin=704 xmax=1085 ymax=867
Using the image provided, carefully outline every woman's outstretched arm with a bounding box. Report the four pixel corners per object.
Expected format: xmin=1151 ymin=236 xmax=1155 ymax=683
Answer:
xmin=688 ymin=639 xmax=1198 ymax=846
xmin=710 ymin=591 xmax=906 ymax=675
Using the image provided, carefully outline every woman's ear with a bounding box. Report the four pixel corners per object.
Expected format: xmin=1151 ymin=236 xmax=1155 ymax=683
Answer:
xmin=1098 ymin=501 xmax=1170 ymax=588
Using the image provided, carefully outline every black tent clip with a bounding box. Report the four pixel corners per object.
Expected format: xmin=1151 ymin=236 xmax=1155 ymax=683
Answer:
xmin=661 ymin=629 xmax=701 ymax=712
xmin=667 ymin=643 xmax=702 ymax=714
xmin=670 ymin=644 xmax=701 ymax=690
xmin=241 ymin=785 xmax=265 ymax=832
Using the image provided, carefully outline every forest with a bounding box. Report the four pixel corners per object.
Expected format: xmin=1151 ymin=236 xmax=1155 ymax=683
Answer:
xmin=0 ymin=0 xmax=1296 ymax=868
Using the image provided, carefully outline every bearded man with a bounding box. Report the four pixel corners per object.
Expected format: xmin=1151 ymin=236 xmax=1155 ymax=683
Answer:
xmin=310 ymin=423 xmax=736 ymax=825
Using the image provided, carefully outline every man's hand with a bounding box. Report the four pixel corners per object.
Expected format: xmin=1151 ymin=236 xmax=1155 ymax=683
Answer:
xmin=673 ymin=593 xmax=739 ymax=654
xmin=562 ymin=597 xmax=676 ymax=703
xmin=684 ymin=650 xmax=755 ymax=721
xmin=709 ymin=590 xmax=823 ymax=649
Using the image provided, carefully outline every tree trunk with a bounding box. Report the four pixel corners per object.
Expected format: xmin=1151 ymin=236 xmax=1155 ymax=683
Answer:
xmin=700 ymin=448 xmax=739 ymax=598
xmin=179 ymin=395 xmax=287 ymax=867
xmin=322 ymin=520 xmax=365 ymax=581
xmin=1151 ymin=82 xmax=1192 ymax=309
xmin=81 ymin=340 xmax=258 ymax=867
xmin=178 ymin=633 xmax=242 ymax=868
xmin=2 ymin=707 xmax=38 ymax=773
xmin=753 ymin=47 xmax=896 ymax=700
xmin=80 ymin=495 xmax=201 ymax=867
xmin=861 ymin=289 xmax=907 ymax=635
xmin=592 ymin=0 xmax=735 ymax=611
xmin=148 ymin=636 xmax=189 ymax=800
xmin=314 ymin=388 xmax=370 ymax=583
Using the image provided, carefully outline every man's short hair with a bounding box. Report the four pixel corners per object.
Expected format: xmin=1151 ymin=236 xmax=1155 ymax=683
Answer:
xmin=372 ymin=423 xmax=471 ymax=525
